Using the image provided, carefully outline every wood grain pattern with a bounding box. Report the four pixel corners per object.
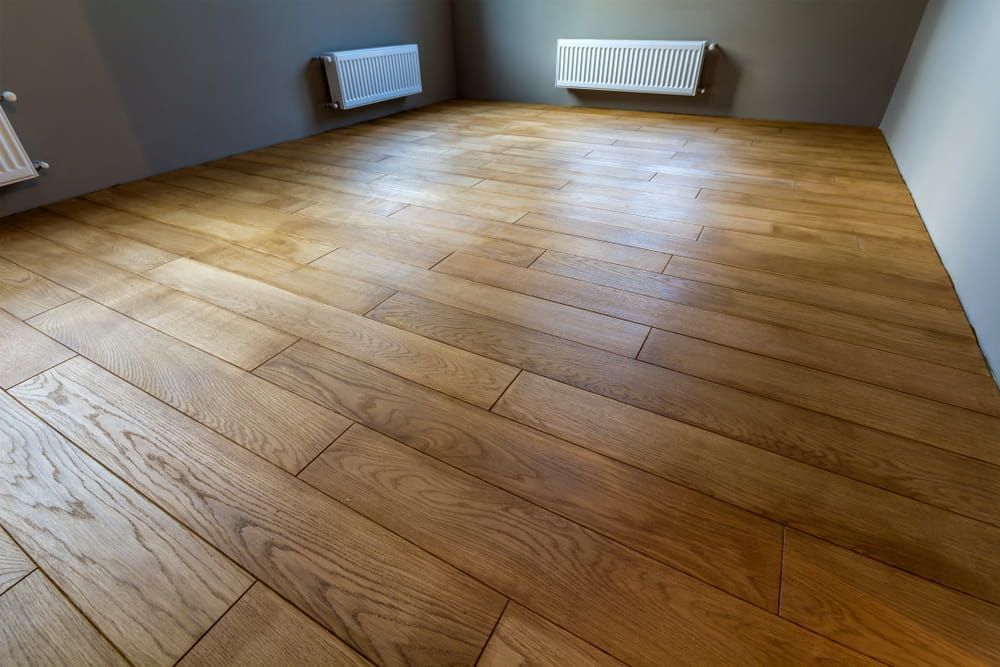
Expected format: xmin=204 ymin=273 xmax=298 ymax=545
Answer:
xmin=516 ymin=211 xmax=960 ymax=308
xmin=662 ymin=255 xmax=973 ymax=340
xmin=477 ymin=604 xmax=624 ymax=667
xmin=257 ymin=340 xmax=783 ymax=609
xmin=0 ymin=256 xmax=77 ymax=319
xmin=301 ymin=424 xmax=865 ymax=665
xmin=145 ymin=257 xmax=518 ymax=409
xmin=0 ymin=228 xmax=296 ymax=370
xmin=435 ymin=251 xmax=985 ymax=375
xmin=638 ymin=328 xmax=1000 ymax=463
xmin=12 ymin=357 xmax=505 ymax=667
xmin=179 ymin=584 xmax=372 ymax=666
xmin=46 ymin=197 xmax=227 ymax=256
xmin=99 ymin=182 xmax=452 ymax=268
xmin=0 ymin=390 xmax=251 ymax=665
xmin=0 ymin=571 xmax=127 ymax=666
xmin=28 ymin=299 xmax=347 ymax=473
xmin=191 ymin=244 xmax=393 ymax=314
xmin=0 ymin=309 xmax=74 ymax=388
xmin=532 ymin=249 xmax=977 ymax=368
xmin=781 ymin=530 xmax=1000 ymax=666
xmin=385 ymin=204 xmax=672 ymax=272
xmin=0 ymin=528 xmax=34 ymax=596
xmin=11 ymin=208 xmax=178 ymax=272
xmin=311 ymin=248 xmax=651 ymax=357
xmin=491 ymin=372 xmax=1000 ymax=607
xmin=368 ymin=293 xmax=1000 ymax=526
xmin=3 ymin=101 xmax=999 ymax=663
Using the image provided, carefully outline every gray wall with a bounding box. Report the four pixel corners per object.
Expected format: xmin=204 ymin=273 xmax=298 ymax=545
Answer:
xmin=0 ymin=0 xmax=455 ymax=216
xmin=451 ymin=0 xmax=925 ymax=125
xmin=881 ymin=0 xmax=1000 ymax=380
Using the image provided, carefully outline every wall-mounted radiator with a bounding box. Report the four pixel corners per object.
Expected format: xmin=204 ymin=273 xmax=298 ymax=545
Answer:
xmin=318 ymin=44 xmax=422 ymax=110
xmin=0 ymin=92 xmax=38 ymax=188
xmin=556 ymin=39 xmax=713 ymax=96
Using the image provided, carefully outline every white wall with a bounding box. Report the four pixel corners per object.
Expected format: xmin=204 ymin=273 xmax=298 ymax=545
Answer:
xmin=881 ymin=0 xmax=1000 ymax=381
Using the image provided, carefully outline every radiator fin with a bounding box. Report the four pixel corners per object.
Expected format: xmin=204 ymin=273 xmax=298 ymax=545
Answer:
xmin=320 ymin=44 xmax=422 ymax=110
xmin=0 ymin=106 xmax=37 ymax=188
xmin=556 ymin=39 xmax=707 ymax=96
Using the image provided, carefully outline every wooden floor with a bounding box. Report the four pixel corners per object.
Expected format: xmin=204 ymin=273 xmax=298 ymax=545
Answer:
xmin=2 ymin=100 xmax=999 ymax=665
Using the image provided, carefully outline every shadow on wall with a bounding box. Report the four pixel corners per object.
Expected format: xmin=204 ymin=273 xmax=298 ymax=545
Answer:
xmin=570 ymin=47 xmax=741 ymax=116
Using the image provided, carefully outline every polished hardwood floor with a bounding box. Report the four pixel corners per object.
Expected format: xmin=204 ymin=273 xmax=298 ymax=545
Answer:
xmin=2 ymin=100 xmax=999 ymax=665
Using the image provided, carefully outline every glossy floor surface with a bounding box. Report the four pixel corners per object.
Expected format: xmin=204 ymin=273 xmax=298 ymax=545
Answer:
xmin=2 ymin=100 xmax=999 ymax=665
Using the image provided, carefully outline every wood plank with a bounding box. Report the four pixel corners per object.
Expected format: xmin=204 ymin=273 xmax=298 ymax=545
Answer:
xmin=178 ymin=583 xmax=372 ymax=667
xmin=388 ymin=204 xmax=673 ymax=272
xmin=491 ymin=372 xmax=1000 ymax=608
xmin=118 ymin=204 xmax=335 ymax=265
xmin=517 ymin=212 xmax=961 ymax=307
xmin=146 ymin=257 xmax=519 ymax=409
xmin=46 ymin=197 xmax=228 ymax=256
xmin=639 ymin=328 xmax=1000 ymax=464
xmin=0 ymin=528 xmax=34 ymax=596
xmin=646 ymin=170 xmax=918 ymax=216
xmin=435 ymin=251 xmax=986 ymax=375
xmin=0 ymin=571 xmax=127 ymax=666
xmin=781 ymin=530 xmax=1000 ymax=666
xmin=664 ymin=255 xmax=974 ymax=340
xmin=11 ymin=209 xmax=178 ymax=272
xmin=311 ymin=248 xmax=650 ymax=357
xmin=12 ymin=357 xmax=506 ymax=666
xmin=551 ymin=181 xmax=891 ymax=247
xmin=367 ymin=293 xmax=1000 ymax=526
xmin=0 ymin=228 xmax=296 ymax=370
xmin=0 ymin=256 xmax=77 ymax=319
xmin=0 ymin=390 xmax=251 ymax=665
xmin=258 ymin=340 xmax=782 ymax=608
xmin=300 ymin=424 xmax=862 ymax=665
xmin=298 ymin=201 xmax=546 ymax=267
xmin=105 ymin=183 xmax=453 ymax=269
xmin=28 ymin=299 xmax=348 ymax=473
xmin=478 ymin=604 xmax=624 ymax=667
xmin=0 ymin=310 xmax=75 ymax=388
xmin=530 ymin=249 xmax=978 ymax=370
xmin=191 ymin=244 xmax=392 ymax=314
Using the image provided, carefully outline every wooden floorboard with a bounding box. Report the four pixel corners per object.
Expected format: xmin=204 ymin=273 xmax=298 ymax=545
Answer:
xmin=0 ymin=391 xmax=251 ymax=665
xmin=0 ymin=571 xmax=127 ymax=666
xmin=178 ymin=583 xmax=372 ymax=666
xmin=11 ymin=357 xmax=506 ymax=666
xmin=2 ymin=100 xmax=999 ymax=665
xmin=0 ymin=528 xmax=34 ymax=597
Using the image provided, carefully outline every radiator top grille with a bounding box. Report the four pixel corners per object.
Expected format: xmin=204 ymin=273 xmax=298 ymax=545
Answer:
xmin=320 ymin=44 xmax=422 ymax=110
xmin=556 ymin=39 xmax=707 ymax=97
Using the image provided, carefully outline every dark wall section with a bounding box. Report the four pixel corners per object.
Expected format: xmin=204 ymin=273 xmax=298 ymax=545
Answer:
xmin=451 ymin=0 xmax=925 ymax=126
xmin=0 ymin=0 xmax=455 ymax=216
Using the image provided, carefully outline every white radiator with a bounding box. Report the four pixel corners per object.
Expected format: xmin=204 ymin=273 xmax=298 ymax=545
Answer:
xmin=0 ymin=104 xmax=37 ymax=188
xmin=556 ymin=39 xmax=709 ymax=96
xmin=319 ymin=44 xmax=422 ymax=110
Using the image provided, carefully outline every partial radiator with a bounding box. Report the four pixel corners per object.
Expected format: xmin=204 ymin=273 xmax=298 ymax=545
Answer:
xmin=556 ymin=39 xmax=711 ymax=96
xmin=318 ymin=44 xmax=422 ymax=110
xmin=0 ymin=102 xmax=38 ymax=188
